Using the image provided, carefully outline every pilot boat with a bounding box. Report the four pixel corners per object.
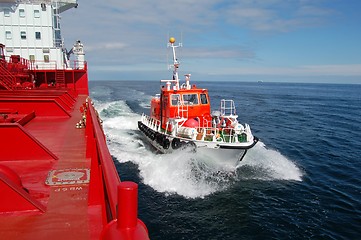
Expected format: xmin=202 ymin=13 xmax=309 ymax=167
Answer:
xmin=138 ymin=37 xmax=258 ymax=168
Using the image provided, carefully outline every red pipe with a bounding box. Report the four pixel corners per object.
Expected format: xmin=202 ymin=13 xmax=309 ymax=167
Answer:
xmin=100 ymin=182 xmax=149 ymax=240
xmin=117 ymin=182 xmax=138 ymax=229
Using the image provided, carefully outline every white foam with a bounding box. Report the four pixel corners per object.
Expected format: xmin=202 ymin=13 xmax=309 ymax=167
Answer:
xmin=238 ymin=141 xmax=303 ymax=181
xmin=133 ymin=152 xmax=221 ymax=198
xmin=95 ymin=100 xmax=303 ymax=199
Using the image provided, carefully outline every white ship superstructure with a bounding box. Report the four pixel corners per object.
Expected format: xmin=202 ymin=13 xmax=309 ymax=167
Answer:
xmin=0 ymin=0 xmax=79 ymax=70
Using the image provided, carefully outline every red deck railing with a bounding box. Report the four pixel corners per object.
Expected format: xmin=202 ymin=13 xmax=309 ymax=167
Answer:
xmin=86 ymin=102 xmax=149 ymax=240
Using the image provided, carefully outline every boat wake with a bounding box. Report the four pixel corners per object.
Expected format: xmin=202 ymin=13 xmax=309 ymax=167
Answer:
xmin=94 ymin=99 xmax=303 ymax=198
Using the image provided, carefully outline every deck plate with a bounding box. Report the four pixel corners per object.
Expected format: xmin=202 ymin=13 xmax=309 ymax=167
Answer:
xmin=45 ymin=169 xmax=90 ymax=185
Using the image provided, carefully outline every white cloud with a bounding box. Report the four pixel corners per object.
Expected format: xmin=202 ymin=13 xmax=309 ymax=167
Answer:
xmin=208 ymin=64 xmax=361 ymax=77
xmin=296 ymin=5 xmax=336 ymax=17
xmin=59 ymin=0 xmax=358 ymax=82
xmin=222 ymin=0 xmax=336 ymax=32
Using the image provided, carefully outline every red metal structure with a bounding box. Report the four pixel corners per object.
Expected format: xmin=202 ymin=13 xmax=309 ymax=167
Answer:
xmin=0 ymin=43 xmax=149 ymax=239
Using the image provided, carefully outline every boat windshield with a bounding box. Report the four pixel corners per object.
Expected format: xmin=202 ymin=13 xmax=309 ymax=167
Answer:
xmin=200 ymin=93 xmax=208 ymax=104
xmin=183 ymin=94 xmax=199 ymax=105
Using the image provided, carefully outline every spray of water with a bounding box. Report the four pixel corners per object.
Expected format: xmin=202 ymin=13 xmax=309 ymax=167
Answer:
xmin=95 ymin=100 xmax=303 ymax=199
xmin=237 ymin=142 xmax=303 ymax=181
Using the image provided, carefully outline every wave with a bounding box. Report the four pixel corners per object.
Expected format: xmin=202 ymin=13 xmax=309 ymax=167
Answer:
xmin=237 ymin=141 xmax=303 ymax=181
xmin=95 ymin=99 xmax=303 ymax=199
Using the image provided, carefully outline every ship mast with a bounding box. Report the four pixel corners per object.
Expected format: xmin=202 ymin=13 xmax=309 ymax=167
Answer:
xmin=162 ymin=37 xmax=192 ymax=91
xmin=168 ymin=37 xmax=182 ymax=90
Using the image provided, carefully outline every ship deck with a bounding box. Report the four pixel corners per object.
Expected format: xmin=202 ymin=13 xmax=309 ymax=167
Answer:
xmin=0 ymin=90 xmax=104 ymax=239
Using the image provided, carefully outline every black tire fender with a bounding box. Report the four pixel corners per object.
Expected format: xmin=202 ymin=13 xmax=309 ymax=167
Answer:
xmin=163 ymin=138 xmax=170 ymax=149
xmin=171 ymin=138 xmax=181 ymax=149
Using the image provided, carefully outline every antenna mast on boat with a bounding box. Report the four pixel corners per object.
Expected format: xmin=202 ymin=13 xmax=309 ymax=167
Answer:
xmin=167 ymin=37 xmax=182 ymax=90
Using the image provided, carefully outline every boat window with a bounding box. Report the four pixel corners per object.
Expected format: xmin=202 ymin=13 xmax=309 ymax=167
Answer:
xmin=4 ymin=9 xmax=10 ymax=17
xmin=183 ymin=94 xmax=199 ymax=105
xmin=200 ymin=93 xmax=208 ymax=104
xmin=171 ymin=94 xmax=180 ymax=106
xmin=6 ymin=31 xmax=12 ymax=40
xmin=44 ymin=55 xmax=49 ymax=63
xmin=19 ymin=9 xmax=25 ymax=18
xmin=20 ymin=31 xmax=26 ymax=40
xmin=34 ymin=9 xmax=40 ymax=18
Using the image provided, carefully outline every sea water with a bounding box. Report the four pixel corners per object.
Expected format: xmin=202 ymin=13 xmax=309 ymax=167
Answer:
xmin=90 ymin=81 xmax=361 ymax=239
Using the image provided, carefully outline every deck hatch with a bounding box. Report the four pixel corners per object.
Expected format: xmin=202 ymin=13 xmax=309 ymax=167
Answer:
xmin=45 ymin=168 xmax=90 ymax=185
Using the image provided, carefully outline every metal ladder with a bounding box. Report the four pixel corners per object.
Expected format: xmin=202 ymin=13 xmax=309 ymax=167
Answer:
xmin=176 ymin=101 xmax=189 ymax=119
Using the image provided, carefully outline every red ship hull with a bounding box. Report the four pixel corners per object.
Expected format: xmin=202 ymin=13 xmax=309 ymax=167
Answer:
xmin=0 ymin=45 xmax=149 ymax=239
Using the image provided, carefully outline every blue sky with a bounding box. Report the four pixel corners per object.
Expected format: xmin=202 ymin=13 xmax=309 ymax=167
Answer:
xmin=61 ymin=0 xmax=361 ymax=83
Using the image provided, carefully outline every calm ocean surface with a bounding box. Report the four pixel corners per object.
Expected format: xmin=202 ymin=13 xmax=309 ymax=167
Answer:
xmin=89 ymin=80 xmax=361 ymax=239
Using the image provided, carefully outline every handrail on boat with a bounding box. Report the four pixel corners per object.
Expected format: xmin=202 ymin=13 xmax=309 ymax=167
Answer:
xmin=142 ymin=113 xmax=162 ymax=132
xmin=141 ymin=113 xmax=249 ymax=144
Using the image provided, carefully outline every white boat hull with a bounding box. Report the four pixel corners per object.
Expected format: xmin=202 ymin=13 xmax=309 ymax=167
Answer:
xmin=138 ymin=121 xmax=258 ymax=168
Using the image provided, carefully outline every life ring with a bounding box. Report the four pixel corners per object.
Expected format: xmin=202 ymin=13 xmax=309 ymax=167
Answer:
xmin=171 ymin=138 xmax=181 ymax=149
